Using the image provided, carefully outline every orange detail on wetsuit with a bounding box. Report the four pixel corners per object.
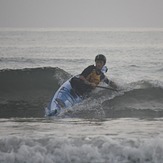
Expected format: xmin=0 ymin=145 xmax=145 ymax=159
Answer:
xmin=86 ymin=69 xmax=101 ymax=85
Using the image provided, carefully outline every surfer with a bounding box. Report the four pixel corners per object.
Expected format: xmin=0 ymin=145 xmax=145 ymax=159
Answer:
xmin=46 ymin=54 xmax=117 ymax=116
xmin=70 ymin=54 xmax=117 ymax=97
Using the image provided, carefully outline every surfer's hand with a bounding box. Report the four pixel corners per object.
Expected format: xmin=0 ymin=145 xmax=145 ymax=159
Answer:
xmin=110 ymin=81 xmax=117 ymax=89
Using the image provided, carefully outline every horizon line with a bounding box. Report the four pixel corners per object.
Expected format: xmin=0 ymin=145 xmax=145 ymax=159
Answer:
xmin=0 ymin=27 xmax=163 ymax=32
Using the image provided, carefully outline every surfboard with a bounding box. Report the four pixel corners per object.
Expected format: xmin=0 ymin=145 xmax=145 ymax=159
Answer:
xmin=45 ymin=79 xmax=83 ymax=116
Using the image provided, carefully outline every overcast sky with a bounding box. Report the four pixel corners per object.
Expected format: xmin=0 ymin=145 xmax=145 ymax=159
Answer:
xmin=0 ymin=0 xmax=163 ymax=28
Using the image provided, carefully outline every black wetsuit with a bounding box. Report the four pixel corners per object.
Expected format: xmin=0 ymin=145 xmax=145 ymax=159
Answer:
xmin=70 ymin=65 xmax=109 ymax=96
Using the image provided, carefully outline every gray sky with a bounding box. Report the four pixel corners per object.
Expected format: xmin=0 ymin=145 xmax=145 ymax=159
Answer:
xmin=0 ymin=0 xmax=163 ymax=28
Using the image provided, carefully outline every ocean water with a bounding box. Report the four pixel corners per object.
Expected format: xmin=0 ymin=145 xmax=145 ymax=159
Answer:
xmin=0 ymin=28 xmax=163 ymax=163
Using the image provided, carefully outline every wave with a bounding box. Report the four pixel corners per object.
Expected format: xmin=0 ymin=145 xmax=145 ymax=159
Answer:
xmin=0 ymin=68 xmax=163 ymax=119
xmin=0 ymin=67 xmax=71 ymax=118
xmin=65 ymin=80 xmax=163 ymax=119
xmin=0 ymin=135 xmax=163 ymax=163
xmin=101 ymin=86 xmax=163 ymax=118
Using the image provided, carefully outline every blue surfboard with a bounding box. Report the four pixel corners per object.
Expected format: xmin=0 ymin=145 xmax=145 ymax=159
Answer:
xmin=45 ymin=79 xmax=83 ymax=116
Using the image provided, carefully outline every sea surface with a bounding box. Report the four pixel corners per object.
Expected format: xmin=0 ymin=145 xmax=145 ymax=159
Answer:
xmin=0 ymin=28 xmax=163 ymax=163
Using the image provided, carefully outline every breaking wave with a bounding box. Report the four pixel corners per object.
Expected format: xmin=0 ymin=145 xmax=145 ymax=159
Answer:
xmin=0 ymin=67 xmax=71 ymax=118
xmin=0 ymin=135 xmax=163 ymax=163
xmin=64 ymin=80 xmax=163 ymax=119
xmin=0 ymin=67 xmax=163 ymax=119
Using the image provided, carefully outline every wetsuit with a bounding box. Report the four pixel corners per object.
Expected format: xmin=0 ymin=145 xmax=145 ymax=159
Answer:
xmin=70 ymin=65 xmax=109 ymax=96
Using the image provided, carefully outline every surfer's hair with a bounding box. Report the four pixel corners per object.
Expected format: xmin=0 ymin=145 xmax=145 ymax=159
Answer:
xmin=95 ymin=54 xmax=106 ymax=64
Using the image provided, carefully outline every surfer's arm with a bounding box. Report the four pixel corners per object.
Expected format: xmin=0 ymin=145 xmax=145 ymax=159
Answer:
xmin=103 ymin=77 xmax=118 ymax=89
xmin=79 ymin=75 xmax=96 ymax=87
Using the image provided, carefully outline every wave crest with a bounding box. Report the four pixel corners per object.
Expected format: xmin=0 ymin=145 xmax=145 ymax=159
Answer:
xmin=0 ymin=67 xmax=71 ymax=118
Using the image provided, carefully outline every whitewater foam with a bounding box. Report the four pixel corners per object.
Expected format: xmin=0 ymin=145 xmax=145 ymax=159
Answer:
xmin=0 ymin=135 xmax=163 ymax=163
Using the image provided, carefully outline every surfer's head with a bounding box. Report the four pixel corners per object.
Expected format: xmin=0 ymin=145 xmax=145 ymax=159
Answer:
xmin=95 ymin=54 xmax=106 ymax=70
